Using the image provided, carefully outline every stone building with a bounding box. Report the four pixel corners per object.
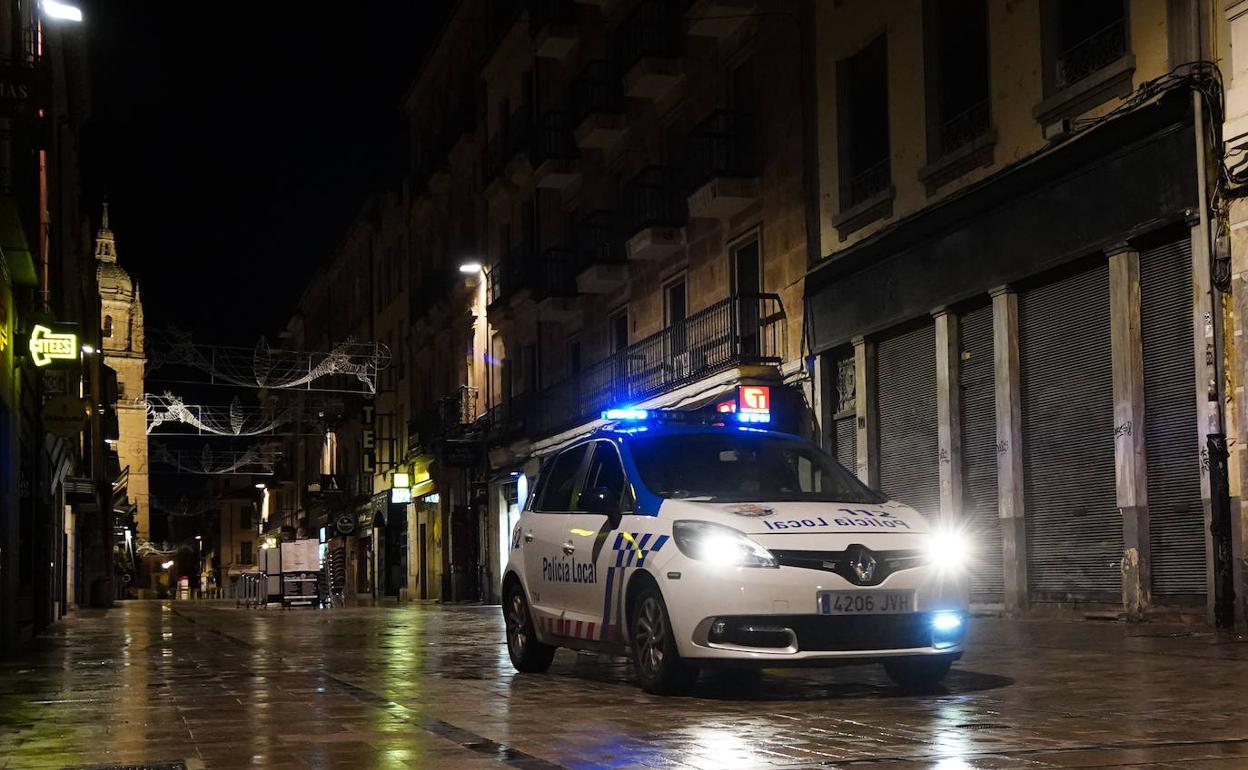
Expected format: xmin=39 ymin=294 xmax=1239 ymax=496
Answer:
xmin=805 ymin=0 xmax=1235 ymax=624
xmin=95 ymin=205 xmax=149 ymax=542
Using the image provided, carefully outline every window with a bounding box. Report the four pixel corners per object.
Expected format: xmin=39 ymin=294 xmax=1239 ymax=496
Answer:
xmin=731 ymin=237 xmax=762 ymax=358
xmin=665 ymin=278 xmax=687 ymax=359
xmin=568 ymin=339 xmax=582 ymax=376
xmin=837 ymin=35 xmax=891 ymax=210
xmin=924 ymin=0 xmax=990 ymax=160
xmin=628 ymin=433 xmax=886 ymax=504
xmin=574 ymin=442 xmax=630 ymax=513
xmin=664 ymin=279 xmax=686 ymax=328
xmin=240 ymin=507 xmax=252 ymax=530
xmin=103 ymin=315 xmax=113 ymax=338
xmin=239 ymin=540 xmax=253 ymax=565
xmin=536 ymin=444 xmax=589 ymax=512
xmin=610 ymin=310 xmax=629 ymax=354
xmin=1050 ymin=0 xmax=1128 ymax=91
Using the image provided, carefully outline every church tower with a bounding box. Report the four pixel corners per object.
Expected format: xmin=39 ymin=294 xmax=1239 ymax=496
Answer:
xmin=95 ymin=204 xmax=150 ymax=540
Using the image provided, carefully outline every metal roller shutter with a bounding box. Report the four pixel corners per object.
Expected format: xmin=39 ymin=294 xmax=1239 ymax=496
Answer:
xmin=1021 ymin=263 xmax=1121 ymax=598
xmin=959 ymin=304 xmax=1003 ymax=601
xmin=1140 ymin=238 xmax=1204 ymax=599
xmin=835 ymin=415 xmax=857 ymax=477
xmin=876 ymin=323 xmax=940 ymax=519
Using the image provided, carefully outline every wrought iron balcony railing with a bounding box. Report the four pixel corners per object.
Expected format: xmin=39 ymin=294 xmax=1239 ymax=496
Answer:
xmin=845 ymin=158 xmax=890 ymax=209
xmin=937 ymin=98 xmax=990 ymax=157
xmin=529 ymin=0 xmax=578 ymax=37
xmin=613 ymin=0 xmax=683 ymax=74
xmin=1056 ymin=18 xmax=1128 ymax=90
xmin=575 ymin=210 xmax=628 ymax=268
xmin=486 ymin=103 xmax=533 ymax=182
xmin=624 ymin=165 xmax=688 ymax=234
xmin=686 ymin=110 xmax=759 ymax=191
xmin=489 ymin=293 xmax=786 ymax=440
xmin=571 ymin=60 xmax=625 ymax=125
xmin=537 ymin=247 xmax=579 ymax=299
xmin=532 ymin=110 xmax=578 ymax=166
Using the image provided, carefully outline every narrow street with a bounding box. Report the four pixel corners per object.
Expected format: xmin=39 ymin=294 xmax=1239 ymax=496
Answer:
xmin=2 ymin=603 xmax=1247 ymax=770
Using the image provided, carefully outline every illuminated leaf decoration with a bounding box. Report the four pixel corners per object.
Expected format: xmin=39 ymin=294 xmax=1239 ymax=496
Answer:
xmin=253 ymin=337 xmax=272 ymax=387
xmin=229 ymin=396 xmax=244 ymax=435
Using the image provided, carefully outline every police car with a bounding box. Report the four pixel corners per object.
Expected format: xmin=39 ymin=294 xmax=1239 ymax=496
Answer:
xmin=501 ymin=409 xmax=970 ymax=694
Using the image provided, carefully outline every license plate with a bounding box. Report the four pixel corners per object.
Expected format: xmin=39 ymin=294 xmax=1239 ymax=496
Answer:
xmin=818 ymin=590 xmax=912 ymax=615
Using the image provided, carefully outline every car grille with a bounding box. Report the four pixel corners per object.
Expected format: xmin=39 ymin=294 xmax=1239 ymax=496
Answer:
xmin=770 ymin=548 xmax=924 ymax=585
xmin=711 ymin=613 xmax=936 ymax=652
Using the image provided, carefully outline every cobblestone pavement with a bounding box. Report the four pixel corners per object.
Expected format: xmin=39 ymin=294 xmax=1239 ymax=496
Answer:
xmin=2 ymin=602 xmax=1248 ymax=769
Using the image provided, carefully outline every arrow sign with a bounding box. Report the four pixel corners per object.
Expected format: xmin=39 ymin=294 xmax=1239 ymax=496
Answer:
xmin=29 ymin=324 xmax=78 ymax=367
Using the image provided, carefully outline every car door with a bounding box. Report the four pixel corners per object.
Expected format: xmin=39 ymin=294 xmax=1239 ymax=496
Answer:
xmin=521 ymin=443 xmax=590 ymax=625
xmin=563 ymin=440 xmax=633 ymax=639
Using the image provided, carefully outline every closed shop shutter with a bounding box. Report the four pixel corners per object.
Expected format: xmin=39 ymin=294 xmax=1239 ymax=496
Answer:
xmin=835 ymin=414 xmax=857 ymax=476
xmin=958 ymin=304 xmax=1002 ymax=601
xmin=1140 ymin=238 xmax=1204 ymax=600
xmin=1021 ymin=263 xmax=1121 ymax=598
xmin=876 ymin=323 xmax=940 ymax=519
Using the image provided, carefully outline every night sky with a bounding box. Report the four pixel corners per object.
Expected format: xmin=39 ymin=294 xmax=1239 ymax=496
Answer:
xmin=82 ymin=1 xmax=453 ymax=344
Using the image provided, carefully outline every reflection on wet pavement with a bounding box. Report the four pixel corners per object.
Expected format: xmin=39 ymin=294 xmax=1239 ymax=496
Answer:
xmin=1 ymin=601 xmax=1247 ymax=769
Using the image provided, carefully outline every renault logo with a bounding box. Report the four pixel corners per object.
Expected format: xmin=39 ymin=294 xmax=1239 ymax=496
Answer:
xmin=846 ymin=545 xmax=878 ymax=584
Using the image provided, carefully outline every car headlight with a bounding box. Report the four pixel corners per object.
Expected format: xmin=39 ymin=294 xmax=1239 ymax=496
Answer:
xmin=672 ymin=520 xmax=777 ymax=568
xmin=924 ymin=528 xmax=972 ymax=569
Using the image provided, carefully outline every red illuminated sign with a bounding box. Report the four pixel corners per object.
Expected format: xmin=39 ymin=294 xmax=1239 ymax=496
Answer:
xmin=716 ymin=400 xmax=737 ymax=413
xmin=738 ymin=386 xmax=771 ymax=413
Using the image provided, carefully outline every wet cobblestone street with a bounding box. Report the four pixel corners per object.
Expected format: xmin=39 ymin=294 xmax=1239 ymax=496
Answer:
xmin=2 ymin=602 xmax=1248 ymax=769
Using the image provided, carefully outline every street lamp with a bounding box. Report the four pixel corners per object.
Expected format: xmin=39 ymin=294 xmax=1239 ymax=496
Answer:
xmin=160 ymin=560 xmax=174 ymax=570
xmin=458 ymin=261 xmax=483 ymax=274
xmin=41 ymin=0 xmax=83 ymax=21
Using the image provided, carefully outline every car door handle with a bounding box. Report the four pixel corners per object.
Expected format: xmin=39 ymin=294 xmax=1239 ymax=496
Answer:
xmin=524 ymin=531 xmax=534 ymax=543
xmin=562 ymin=541 xmax=575 ymax=555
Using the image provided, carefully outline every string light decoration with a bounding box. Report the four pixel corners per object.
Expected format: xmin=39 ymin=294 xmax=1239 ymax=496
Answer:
xmin=149 ymin=328 xmax=391 ymax=394
xmin=146 ymin=392 xmax=292 ymax=436
xmin=150 ymin=495 xmax=219 ymax=519
xmin=151 ymin=443 xmax=281 ymax=475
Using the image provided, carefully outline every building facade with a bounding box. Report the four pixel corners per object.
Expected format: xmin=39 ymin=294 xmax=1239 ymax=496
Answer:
xmin=805 ymin=0 xmax=1240 ymax=624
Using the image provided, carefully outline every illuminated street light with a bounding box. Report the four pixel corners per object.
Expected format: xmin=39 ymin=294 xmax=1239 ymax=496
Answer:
xmin=41 ymin=0 xmax=83 ymax=21
xmin=80 ymin=344 xmax=95 ymax=354
xmin=160 ymin=560 xmax=174 ymax=570
xmin=254 ymin=482 xmax=265 ymax=489
xmin=458 ymin=262 xmax=483 ymax=274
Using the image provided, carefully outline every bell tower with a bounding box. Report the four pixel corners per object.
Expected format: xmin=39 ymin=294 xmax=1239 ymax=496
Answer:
xmin=95 ymin=203 xmax=150 ymax=541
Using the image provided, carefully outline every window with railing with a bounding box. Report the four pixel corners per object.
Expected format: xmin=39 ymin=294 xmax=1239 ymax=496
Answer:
xmin=571 ymin=60 xmax=624 ymax=126
xmin=488 ymin=294 xmax=786 ymax=441
xmin=533 ymin=110 xmax=577 ymax=166
xmin=1053 ymin=1 xmax=1128 ymax=90
xmin=837 ymin=35 xmax=891 ymax=210
xmin=575 ymin=210 xmax=627 ymax=268
xmin=686 ymin=110 xmax=759 ymax=191
xmin=623 ymin=166 xmax=687 ymax=234
xmin=924 ymin=0 xmax=991 ymax=160
xmin=613 ymin=0 xmax=683 ymax=74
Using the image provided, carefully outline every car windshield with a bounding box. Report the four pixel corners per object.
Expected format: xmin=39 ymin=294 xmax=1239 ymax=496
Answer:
xmin=627 ymin=431 xmax=887 ymax=504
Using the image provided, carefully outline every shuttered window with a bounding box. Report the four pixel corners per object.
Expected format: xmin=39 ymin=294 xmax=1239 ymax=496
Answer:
xmin=876 ymin=323 xmax=940 ymax=518
xmin=1021 ymin=263 xmax=1121 ymax=598
xmin=959 ymin=304 xmax=1002 ymax=600
xmin=1140 ymin=238 xmax=1204 ymax=599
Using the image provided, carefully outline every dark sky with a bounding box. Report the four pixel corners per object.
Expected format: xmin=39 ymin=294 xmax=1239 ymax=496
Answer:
xmin=82 ymin=1 xmax=453 ymax=344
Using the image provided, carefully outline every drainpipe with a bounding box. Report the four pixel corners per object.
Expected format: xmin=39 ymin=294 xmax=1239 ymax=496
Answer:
xmin=1194 ymin=88 xmax=1235 ymax=628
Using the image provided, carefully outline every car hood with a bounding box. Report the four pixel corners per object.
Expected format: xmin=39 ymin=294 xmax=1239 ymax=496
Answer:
xmin=656 ymin=499 xmax=932 ymax=536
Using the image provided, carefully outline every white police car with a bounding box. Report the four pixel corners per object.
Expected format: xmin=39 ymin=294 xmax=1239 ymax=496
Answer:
xmin=501 ymin=410 xmax=970 ymax=694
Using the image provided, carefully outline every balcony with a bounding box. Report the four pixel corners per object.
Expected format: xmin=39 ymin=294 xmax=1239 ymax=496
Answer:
xmin=572 ymin=60 xmax=627 ymax=150
xmin=490 ymin=293 xmax=786 ymax=440
xmin=536 ymin=247 xmax=581 ymax=320
xmin=623 ymin=166 xmax=687 ymax=261
xmin=614 ymin=0 xmax=685 ymax=101
xmin=684 ymin=0 xmax=756 ymax=39
xmin=530 ymin=0 xmax=579 ymax=60
xmin=574 ymin=210 xmax=629 ymax=293
xmin=484 ymin=104 xmax=534 ymax=196
xmin=532 ymin=110 xmax=580 ymax=190
xmin=686 ymin=110 xmax=760 ymax=220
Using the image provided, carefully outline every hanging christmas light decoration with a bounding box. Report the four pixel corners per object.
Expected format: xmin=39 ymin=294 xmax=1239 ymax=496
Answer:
xmin=151 ymin=442 xmax=281 ymax=475
xmin=145 ymin=392 xmax=291 ymax=436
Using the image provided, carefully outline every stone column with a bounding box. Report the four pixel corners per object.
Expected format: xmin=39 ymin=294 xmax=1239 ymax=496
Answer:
xmin=852 ymin=336 xmax=879 ymax=487
xmin=1108 ymin=244 xmax=1150 ymax=620
xmin=933 ymin=308 xmax=963 ymax=526
xmin=991 ymin=287 xmax=1028 ymax=616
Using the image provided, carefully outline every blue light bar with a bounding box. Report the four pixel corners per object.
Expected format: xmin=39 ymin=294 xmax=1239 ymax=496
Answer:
xmin=602 ymin=408 xmax=649 ymax=421
xmin=736 ymin=412 xmax=771 ymax=424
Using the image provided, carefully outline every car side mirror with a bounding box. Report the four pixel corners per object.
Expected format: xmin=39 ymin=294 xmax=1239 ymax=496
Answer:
xmin=584 ymin=486 xmax=621 ymax=519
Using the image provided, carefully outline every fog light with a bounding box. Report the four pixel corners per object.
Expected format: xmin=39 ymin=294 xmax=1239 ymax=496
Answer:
xmin=931 ymin=611 xmax=965 ymax=649
xmin=710 ymin=619 xmax=727 ymax=641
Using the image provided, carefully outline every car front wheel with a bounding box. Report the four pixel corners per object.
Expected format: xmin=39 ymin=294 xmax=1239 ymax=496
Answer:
xmin=503 ymin=583 xmax=556 ymax=673
xmin=630 ymin=586 xmax=697 ymax=695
